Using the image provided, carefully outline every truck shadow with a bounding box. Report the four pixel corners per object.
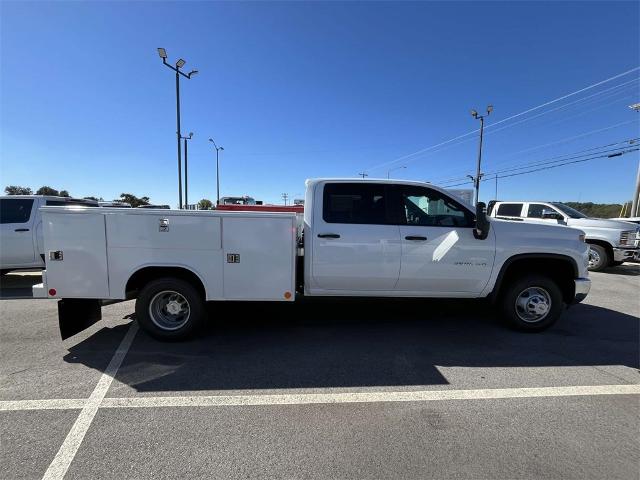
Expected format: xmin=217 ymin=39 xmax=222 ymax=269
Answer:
xmin=64 ymin=298 xmax=639 ymax=392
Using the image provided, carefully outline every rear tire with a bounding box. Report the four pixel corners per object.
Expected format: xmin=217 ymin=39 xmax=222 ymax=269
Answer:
xmin=135 ymin=277 xmax=205 ymax=340
xmin=587 ymin=244 xmax=610 ymax=271
xmin=500 ymin=274 xmax=564 ymax=332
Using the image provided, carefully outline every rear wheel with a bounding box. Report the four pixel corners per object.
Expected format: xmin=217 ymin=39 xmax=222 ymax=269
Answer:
xmin=500 ymin=274 xmax=563 ymax=332
xmin=135 ymin=277 xmax=205 ymax=340
xmin=587 ymin=244 xmax=610 ymax=271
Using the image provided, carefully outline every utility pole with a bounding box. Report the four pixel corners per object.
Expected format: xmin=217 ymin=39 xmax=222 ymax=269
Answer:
xmin=358 ymin=172 xmax=368 ymax=179
xmin=282 ymin=193 xmax=289 ymax=205
xmin=470 ymin=105 xmax=493 ymax=205
xmin=629 ymin=103 xmax=640 ymax=217
xmin=181 ymin=132 xmax=193 ymax=209
xmin=157 ymin=48 xmax=198 ymax=209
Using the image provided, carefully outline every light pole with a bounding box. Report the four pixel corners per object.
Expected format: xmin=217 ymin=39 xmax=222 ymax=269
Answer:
xmin=209 ymin=138 xmax=224 ymax=206
xmin=358 ymin=172 xmax=368 ymax=179
xmin=157 ymin=48 xmax=198 ymax=209
xmin=629 ymin=103 xmax=640 ymax=217
xmin=181 ymin=132 xmax=193 ymax=209
xmin=470 ymin=105 xmax=493 ymax=205
xmin=387 ymin=165 xmax=407 ymax=179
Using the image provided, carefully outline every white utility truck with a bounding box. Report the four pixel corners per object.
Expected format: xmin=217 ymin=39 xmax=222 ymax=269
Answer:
xmin=33 ymin=179 xmax=591 ymax=340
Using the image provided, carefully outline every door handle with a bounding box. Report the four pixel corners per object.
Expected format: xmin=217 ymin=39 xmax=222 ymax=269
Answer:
xmin=14 ymin=228 xmax=30 ymax=232
xmin=317 ymin=233 xmax=340 ymax=239
xmin=405 ymin=235 xmax=427 ymax=241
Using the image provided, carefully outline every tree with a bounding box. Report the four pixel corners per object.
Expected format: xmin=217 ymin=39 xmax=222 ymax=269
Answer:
xmin=83 ymin=196 xmax=102 ymax=201
xmin=198 ymin=199 xmax=214 ymax=210
xmin=36 ymin=186 xmax=60 ymax=196
xmin=4 ymin=185 xmax=33 ymax=195
xmin=119 ymin=193 xmax=150 ymax=208
xmin=59 ymin=190 xmax=70 ymax=197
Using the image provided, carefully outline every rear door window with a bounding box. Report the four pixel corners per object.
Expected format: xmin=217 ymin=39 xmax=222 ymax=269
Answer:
xmin=496 ymin=203 xmax=523 ymax=217
xmin=0 ymin=199 xmax=34 ymax=224
xmin=323 ymin=183 xmax=390 ymax=225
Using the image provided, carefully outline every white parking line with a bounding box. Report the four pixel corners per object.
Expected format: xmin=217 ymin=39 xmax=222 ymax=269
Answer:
xmin=99 ymin=383 xmax=640 ymax=408
xmin=1 ymin=383 xmax=637 ymax=413
xmin=41 ymin=323 xmax=138 ymax=480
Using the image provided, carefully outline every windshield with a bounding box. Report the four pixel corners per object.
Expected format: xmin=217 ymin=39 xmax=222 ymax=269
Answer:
xmin=551 ymin=202 xmax=587 ymax=219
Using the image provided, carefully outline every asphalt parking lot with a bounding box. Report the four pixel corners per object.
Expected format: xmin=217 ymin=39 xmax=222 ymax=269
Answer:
xmin=1 ymin=266 xmax=638 ymax=479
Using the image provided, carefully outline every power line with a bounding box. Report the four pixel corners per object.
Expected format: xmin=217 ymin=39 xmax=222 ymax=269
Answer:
xmin=431 ymin=123 xmax=638 ymax=184
xmin=437 ymin=138 xmax=639 ymax=185
xmin=365 ymin=67 xmax=640 ymax=172
xmin=439 ymin=146 xmax=639 ymax=187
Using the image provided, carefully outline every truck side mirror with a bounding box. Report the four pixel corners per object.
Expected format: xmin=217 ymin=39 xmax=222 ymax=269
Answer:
xmin=474 ymin=202 xmax=490 ymax=240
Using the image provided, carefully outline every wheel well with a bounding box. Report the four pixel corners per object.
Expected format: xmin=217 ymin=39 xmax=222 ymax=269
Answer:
xmin=585 ymin=239 xmax=613 ymax=260
xmin=125 ymin=266 xmax=206 ymax=299
xmin=494 ymin=256 xmax=576 ymax=304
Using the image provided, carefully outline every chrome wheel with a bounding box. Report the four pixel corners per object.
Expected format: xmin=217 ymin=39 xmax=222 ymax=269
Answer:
xmin=515 ymin=287 xmax=551 ymax=323
xmin=588 ymin=247 xmax=601 ymax=269
xmin=148 ymin=290 xmax=191 ymax=331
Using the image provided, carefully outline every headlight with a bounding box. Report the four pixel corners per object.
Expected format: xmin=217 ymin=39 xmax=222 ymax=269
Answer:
xmin=619 ymin=230 xmax=638 ymax=246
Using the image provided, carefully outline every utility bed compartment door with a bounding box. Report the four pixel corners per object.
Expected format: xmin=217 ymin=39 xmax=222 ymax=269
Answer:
xmin=42 ymin=211 xmax=109 ymax=298
xmin=222 ymin=216 xmax=295 ymax=300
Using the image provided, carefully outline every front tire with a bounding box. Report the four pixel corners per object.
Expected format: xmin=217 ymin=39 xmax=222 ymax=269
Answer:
xmin=587 ymin=244 xmax=610 ymax=271
xmin=500 ymin=274 xmax=564 ymax=332
xmin=135 ymin=277 xmax=205 ymax=340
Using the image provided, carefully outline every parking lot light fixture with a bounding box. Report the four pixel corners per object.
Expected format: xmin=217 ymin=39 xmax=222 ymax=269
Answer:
xmin=157 ymin=48 xmax=198 ymax=209
xmin=209 ymin=138 xmax=224 ymax=206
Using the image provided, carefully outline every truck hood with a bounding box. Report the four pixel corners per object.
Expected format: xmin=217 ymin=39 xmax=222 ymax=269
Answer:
xmin=566 ymin=218 xmax=637 ymax=230
xmin=490 ymin=217 xmax=583 ymax=239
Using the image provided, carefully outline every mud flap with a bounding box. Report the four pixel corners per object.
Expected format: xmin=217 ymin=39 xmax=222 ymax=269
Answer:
xmin=58 ymin=299 xmax=102 ymax=340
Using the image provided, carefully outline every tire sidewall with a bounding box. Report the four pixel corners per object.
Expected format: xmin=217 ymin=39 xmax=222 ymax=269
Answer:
xmin=136 ymin=277 xmax=204 ymax=340
xmin=501 ymin=275 xmax=563 ymax=332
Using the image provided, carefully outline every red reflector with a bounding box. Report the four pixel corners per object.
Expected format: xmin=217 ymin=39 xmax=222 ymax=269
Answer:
xmin=48 ymin=288 xmax=57 ymax=296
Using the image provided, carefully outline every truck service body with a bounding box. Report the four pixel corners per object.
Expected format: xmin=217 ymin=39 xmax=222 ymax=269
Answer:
xmin=33 ymin=179 xmax=591 ymax=340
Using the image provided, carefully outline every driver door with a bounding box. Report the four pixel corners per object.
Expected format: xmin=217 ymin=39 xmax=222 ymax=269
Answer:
xmin=394 ymin=185 xmax=496 ymax=294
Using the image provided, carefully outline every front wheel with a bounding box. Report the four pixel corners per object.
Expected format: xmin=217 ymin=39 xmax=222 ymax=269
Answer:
xmin=135 ymin=277 xmax=205 ymax=340
xmin=587 ymin=244 xmax=610 ymax=271
xmin=500 ymin=274 xmax=564 ymax=332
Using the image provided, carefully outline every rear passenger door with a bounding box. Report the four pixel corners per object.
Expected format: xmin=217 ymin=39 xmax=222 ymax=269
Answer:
xmin=0 ymin=198 xmax=36 ymax=267
xmin=311 ymin=183 xmax=401 ymax=291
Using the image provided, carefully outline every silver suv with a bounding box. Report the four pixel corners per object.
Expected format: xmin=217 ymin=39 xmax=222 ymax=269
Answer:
xmin=488 ymin=201 xmax=640 ymax=271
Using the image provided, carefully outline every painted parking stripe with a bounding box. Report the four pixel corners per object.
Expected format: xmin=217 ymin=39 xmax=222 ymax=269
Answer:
xmin=2 ymin=383 xmax=637 ymax=413
xmin=98 ymin=384 xmax=640 ymax=408
xmin=41 ymin=322 xmax=138 ymax=480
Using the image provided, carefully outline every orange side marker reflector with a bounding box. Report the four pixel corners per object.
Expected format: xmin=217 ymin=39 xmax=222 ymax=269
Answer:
xmin=284 ymin=291 xmax=292 ymax=300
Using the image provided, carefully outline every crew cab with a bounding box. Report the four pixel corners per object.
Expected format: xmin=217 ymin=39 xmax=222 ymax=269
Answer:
xmin=33 ymin=179 xmax=591 ymax=340
xmin=0 ymin=195 xmax=98 ymax=274
xmin=487 ymin=200 xmax=640 ymax=271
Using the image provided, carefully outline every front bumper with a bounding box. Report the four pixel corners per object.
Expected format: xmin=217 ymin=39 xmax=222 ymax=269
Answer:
xmin=573 ymin=278 xmax=591 ymax=304
xmin=613 ymin=247 xmax=639 ymax=262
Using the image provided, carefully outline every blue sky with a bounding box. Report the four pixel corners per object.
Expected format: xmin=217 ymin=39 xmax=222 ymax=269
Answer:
xmin=1 ymin=1 xmax=638 ymax=207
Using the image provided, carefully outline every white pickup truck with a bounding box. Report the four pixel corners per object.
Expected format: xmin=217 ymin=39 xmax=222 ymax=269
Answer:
xmin=487 ymin=200 xmax=640 ymax=271
xmin=33 ymin=179 xmax=591 ymax=340
xmin=0 ymin=195 xmax=98 ymax=274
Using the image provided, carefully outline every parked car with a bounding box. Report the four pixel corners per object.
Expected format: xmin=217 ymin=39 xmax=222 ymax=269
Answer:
xmin=487 ymin=201 xmax=640 ymax=271
xmin=34 ymin=179 xmax=590 ymax=340
xmin=0 ymin=195 xmax=98 ymax=274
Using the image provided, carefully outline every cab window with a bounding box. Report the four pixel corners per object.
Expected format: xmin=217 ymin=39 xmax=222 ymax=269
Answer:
xmin=496 ymin=203 xmax=523 ymax=217
xmin=0 ymin=199 xmax=34 ymax=224
xmin=527 ymin=203 xmax=550 ymax=218
xmin=397 ymin=186 xmax=473 ymax=227
xmin=323 ymin=183 xmax=390 ymax=225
